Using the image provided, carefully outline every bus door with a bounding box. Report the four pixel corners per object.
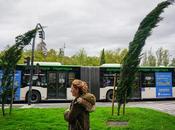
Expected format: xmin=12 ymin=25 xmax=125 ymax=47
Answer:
xmin=48 ymin=72 xmax=57 ymax=99
xmin=57 ymin=72 xmax=66 ymax=99
xmin=47 ymin=72 xmax=66 ymax=99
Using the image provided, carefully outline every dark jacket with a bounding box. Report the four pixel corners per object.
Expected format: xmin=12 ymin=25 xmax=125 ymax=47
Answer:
xmin=64 ymin=93 xmax=96 ymax=130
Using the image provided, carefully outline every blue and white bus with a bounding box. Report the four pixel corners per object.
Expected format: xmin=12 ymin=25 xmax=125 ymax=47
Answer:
xmin=1 ymin=63 xmax=175 ymax=102
xmin=100 ymin=64 xmax=175 ymax=101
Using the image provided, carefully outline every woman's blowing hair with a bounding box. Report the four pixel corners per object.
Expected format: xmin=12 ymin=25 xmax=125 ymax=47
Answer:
xmin=72 ymin=79 xmax=88 ymax=95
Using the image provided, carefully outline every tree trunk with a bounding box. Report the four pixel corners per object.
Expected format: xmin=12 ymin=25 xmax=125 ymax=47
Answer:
xmin=112 ymin=74 xmax=116 ymax=116
xmin=2 ymin=94 xmax=5 ymax=116
xmin=9 ymin=70 xmax=15 ymax=115
xmin=123 ymin=91 xmax=127 ymax=115
xmin=117 ymin=102 xmax=121 ymax=116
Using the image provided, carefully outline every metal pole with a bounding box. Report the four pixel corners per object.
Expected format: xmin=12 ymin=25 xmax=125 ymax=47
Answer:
xmin=28 ymin=23 xmax=45 ymax=105
xmin=28 ymin=30 xmax=36 ymax=105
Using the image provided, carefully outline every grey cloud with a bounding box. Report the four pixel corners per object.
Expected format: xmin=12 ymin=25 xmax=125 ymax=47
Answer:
xmin=0 ymin=0 xmax=174 ymax=57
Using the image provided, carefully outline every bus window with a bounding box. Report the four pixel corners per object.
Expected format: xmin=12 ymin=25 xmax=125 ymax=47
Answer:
xmin=59 ymin=73 xmax=65 ymax=84
xmin=22 ymin=74 xmax=30 ymax=87
xmin=22 ymin=74 xmax=47 ymax=87
xmin=141 ymin=72 xmax=155 ymax=87
xmin=68 ymin=72 xmax=75 ymax=87
xmin=48 ymin=73 xmax=56 ymax=84
xmin=35 ymin=74 xmax=47 ymax=87
xmin=102 ymin=73 xmax=119 ymax=87
xmin=132 ymin=73 xmax=140 ymax=88
xmin=130 ymin=73 xmax=141 ymax=99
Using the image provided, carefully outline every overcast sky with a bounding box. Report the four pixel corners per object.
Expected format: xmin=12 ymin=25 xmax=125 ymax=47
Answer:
xmin=0 ymin=0 xmax=174 ymax=57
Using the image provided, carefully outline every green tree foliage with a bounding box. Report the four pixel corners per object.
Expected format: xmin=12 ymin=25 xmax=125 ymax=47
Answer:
xmin=45 ymin=49 xmax=58 ymax=62
xmin=85 ymin=56 xmax=99 ymax=66
xmin=99 ymin=48 xmax=106 ymax=65
xmin=156 ymin=47 xmax=164 ymax=66
xmin=119 ymin=49 xmax=128 ymax=63
xmin=141 ymin=52 xmax=148 ymax=66
xmin=0 ymin=29 xmax=37 ymax=116
xmin=71 ymin=48 xmax=87 ymax=65
xmin=105 ymin=50 xmax=117 ymax=63
xmin=170 ymin=58 xmax=175 ymax=66
xmin=116 ymin=1 xmax=172 ymax=116
xmin=105 ymin=48 xmax=128 ymax=64
xmin=162 ymin=49 xmax=169 ymax=66
xmin=12 ymin=46 xmax=172 ymax=67
xmin=17 ymin=48 xmax=127 ymax=66
xmin=141 ymin=47 xmax=170 ymax=66
xmin=147 ymin=49 xmax=156 ymax=66
xmin=155 ymin=47 xmax=169 ymax=66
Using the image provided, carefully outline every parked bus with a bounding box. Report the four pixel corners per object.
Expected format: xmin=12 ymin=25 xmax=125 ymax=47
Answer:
xmin=0 ymin=62 xmax=175 ymax=102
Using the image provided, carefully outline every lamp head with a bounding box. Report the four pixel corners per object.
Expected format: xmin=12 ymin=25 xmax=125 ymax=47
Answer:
xmin=168 ymin=0 xmax=174 ymax=3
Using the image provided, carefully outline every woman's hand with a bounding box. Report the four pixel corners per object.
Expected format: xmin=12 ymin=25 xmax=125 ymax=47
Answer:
xmin=64 ymin=108 xmax=70 ymax=113
xmin=64 ymin=108 xmax=70 ymax=121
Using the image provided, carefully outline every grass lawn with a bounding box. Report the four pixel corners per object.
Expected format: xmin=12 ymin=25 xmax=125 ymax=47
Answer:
xmin=0 ymin=107 xmax=175 ymax=130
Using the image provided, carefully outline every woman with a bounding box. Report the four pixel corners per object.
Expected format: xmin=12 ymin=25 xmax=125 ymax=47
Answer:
xmin=64 ymin=79 xmax=96 ymax=130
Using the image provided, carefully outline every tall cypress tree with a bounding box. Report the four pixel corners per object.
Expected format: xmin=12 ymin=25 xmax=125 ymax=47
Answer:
xmin=100 ymin=48 xmax=106 ymax=65
xmin=116 ymin=0 xmax=173 ymax=115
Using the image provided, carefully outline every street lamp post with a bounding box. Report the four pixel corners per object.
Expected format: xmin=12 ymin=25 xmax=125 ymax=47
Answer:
xmin=28 ymin=23 xmax=45 ymax=105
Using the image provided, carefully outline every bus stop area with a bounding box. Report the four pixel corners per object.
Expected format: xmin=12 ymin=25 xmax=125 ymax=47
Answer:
xmin=3 ymin=100 xmax=175 ymax=116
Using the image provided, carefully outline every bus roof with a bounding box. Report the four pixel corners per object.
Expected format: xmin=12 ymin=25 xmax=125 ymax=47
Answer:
xmin=33 ymin=62 xmax=61 ymax=66
xmin=18 ymin=62 xmax=81 ymax=67
xmin=101 ymin=64 xmax=121 ymax=67
xmin=100 ymin=64 xmax=175 ymax=69
xmin=17 ymin=62 xmax=174 ymax=69
xmin=139 ymin=65 xmax=175 ymax=69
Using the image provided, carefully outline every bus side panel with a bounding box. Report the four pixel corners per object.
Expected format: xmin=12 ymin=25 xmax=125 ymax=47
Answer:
xmin=0 ymin=70 xmax=21 ymax=101
xmin=80 ymin=67 xmax=100 ymax=100
xmin=20 ymin=87 xmax=28 ymax=100
xmin=20 ymin=86 xmax=47 ymax=100
xmin=141 ymin=87 xmax=156 ymax=99
xmin=155 ymin=72 xmax=172 ymax=98
xmin=90 ymin=67 xmax=100 ymax=100
xmin=141 ymin=72 xmax=173 ymax=99
xmin=173 ymin=87 xmax=175 ymax=97
xmin=67 ymin=88 xmax=74 ymax=100
xmin=14 ymin=71 xmax=21 ymax=101
xmin=100 ymin=87 xmax=113 ymax=100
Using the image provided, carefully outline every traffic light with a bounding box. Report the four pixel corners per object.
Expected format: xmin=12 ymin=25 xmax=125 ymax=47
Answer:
xmin=24 ymin=57 xmax=30 ymax=66
xmin=38 ymin=30 xmax=44 ymax=39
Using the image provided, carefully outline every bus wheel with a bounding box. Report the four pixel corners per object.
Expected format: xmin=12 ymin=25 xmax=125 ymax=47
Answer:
xmin=26 ymin=90 xmax=41 ymax=103
xmin=106 ymin=90 xmax=115 ymax=102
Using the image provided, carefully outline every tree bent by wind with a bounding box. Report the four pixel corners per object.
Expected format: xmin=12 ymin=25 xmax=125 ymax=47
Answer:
xmin=0 ymin=29 xmax=37 ymax=116
xmin=116 ymin=0 xmax=173 ymax=115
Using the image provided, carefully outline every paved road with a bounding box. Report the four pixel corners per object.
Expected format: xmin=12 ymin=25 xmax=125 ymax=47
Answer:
xmin=2 ymin=101 xmax=175 ymax=116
